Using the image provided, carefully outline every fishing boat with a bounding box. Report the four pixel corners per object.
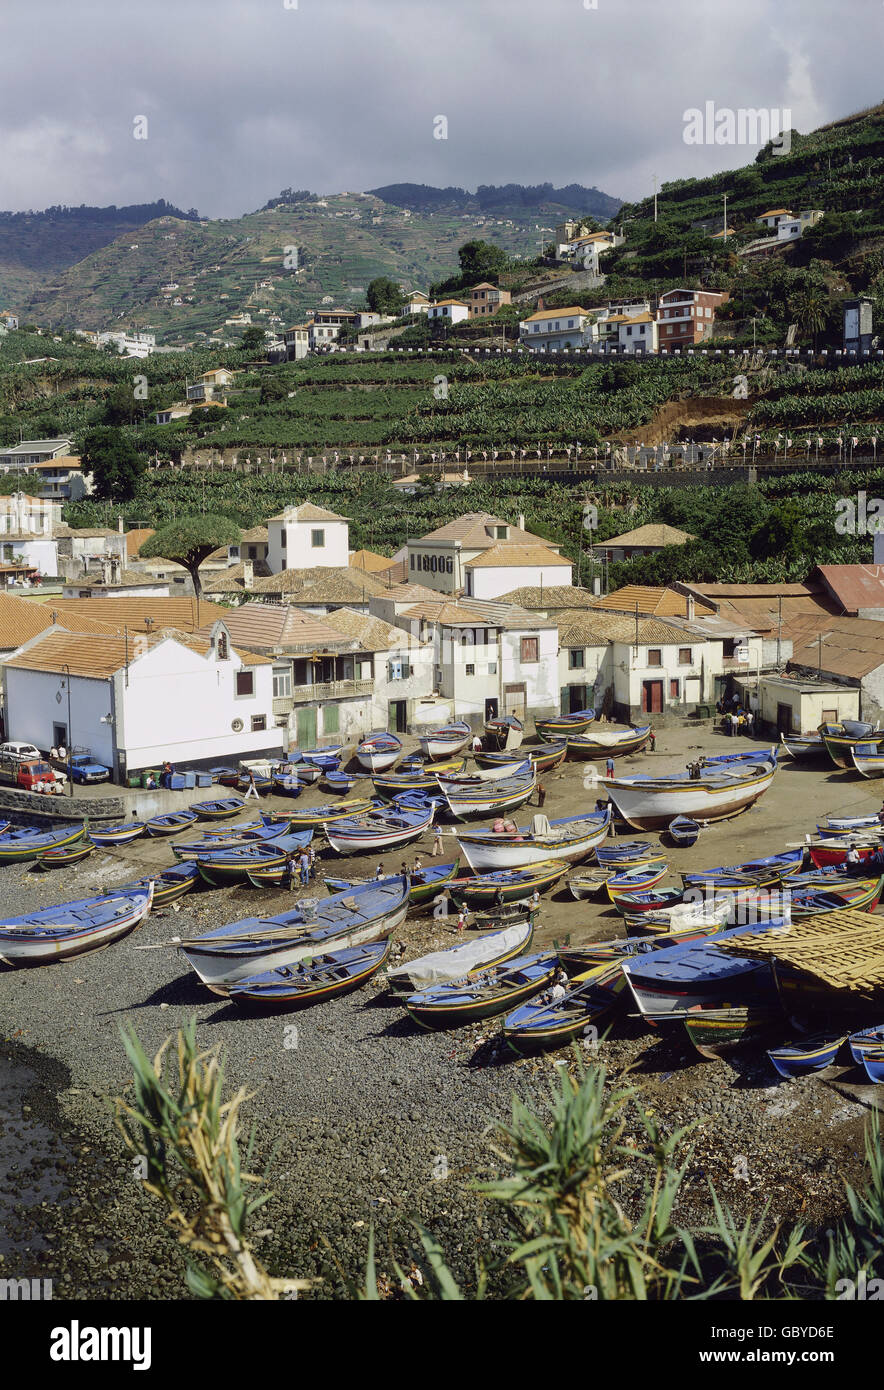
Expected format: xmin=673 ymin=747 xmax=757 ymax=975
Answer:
xmin=214 ymin=768 xmax=243 ymax=787
xmin=404 ymin=953 xmax=557 ymax=1030
xmin=272 ymin=770 xmax=302 ymax=796
xmin=299 ymin=745 xmax=344 ymax=771
xmin=682 ymin=848 xmax=804 ymax=889
xmin=293 ymin=763 xmax=322 ymax=786
xmin=807 ymin=837 xmax=882 ymax=869
xmin=179 ymin=876 xmax=410 ymax=989
xmin=447 ymin=859 xmax=567 ymax=908
xmin=475 ymin=742 xmax=568 ymax=774
xmin=535 ymin=709 xmax=595 ymax=740
xmin=668 ymin=816 xmax=700 ymax=847
xmin=849 ymin=745 xmax=884 ymax=778
xmin=848 ymin=1025 xmax=884 ymax=1065
xmin=788 ymin=878 xmax=884 ymax=916
xmin=227 ymin=938 xmax=392 ymax=1009
xmin=245 ymin=862 xmax=298 ymax=888
xmin=356 ymin=731 xmax=402 ymax=772
xmin=418 ymin=721 xmax=473 ymax=761
xmin=818 ymin=721 xmax=884 ymax=770
xmin=441 ymin=763 xmax=537 ymax=821
xmin=323 ymin=859 xmax=460 ymax=907
xmin=611 ymin=885 xmax=685 ymax=915
xmin=37 ymin=840 xmax=95 ymax=870
xmin=325 ymin=770 xmax=357 ymax=793
xmin=194 ymin=832 xmax=314 ymax=887
xmin=191 ymin=798 xmax=246 ymax=821
xmin=622 ymin=920 xmax=787 ymax=1019
xmin=171 ymin=822 xmax=297 ymax=861
xmin=502 ymin=963 xmax=626 ymax=1054
xmin=483 ymin=714 xmax=524 ymax=751
xmin=684 ymin=1006 xmax=782 ymax=1059
xmin=88 ymin=821 xmax=145 ymax=847
xmin=457 ymin=807 xmax=611 ymax=872
xmin=114 ymin=862 xmax=200 ymax=907
xmin=768 ymin=1035 xmax=847 ymax=1079
xmin=607 ymin=759 xmax=777 ymax=831
xmin=145 ymin=809 xmax=198 ymax=837
xmin=596 ymin=841 xmax=660 ymax=867
xmin=623 ymin=892 xmax=742 ymax=937
xmin=385 ymin=919 xmax=534 ymax=995
xmin=604 ymin=862 xmax=668 ymax=905
xmin=820 ymin=814 xmax=882 ymax=834
xmin=281 ymin=798 xmax=377 ymax=829
xmin=0 ymin=823 xmax=86 ymax=864
xmin=0 ymin=884 xmax=154 ymax=966
xmin=861 ymin=1052 xmax=884 ymax=1084
xmin=566 ymin=724 xmax=651 ymax=759
xmin=372 ymin=758 xmax=467 ymax=797
xmin=778 ymin=732 xmax=827 ymax=760
xmin=324 ymin=805 xmax=433 ymax=854
xmin=237 ymin=769 xmax=272 ymax=795
xmin=436 ymin=760 xmax=522 ymax=787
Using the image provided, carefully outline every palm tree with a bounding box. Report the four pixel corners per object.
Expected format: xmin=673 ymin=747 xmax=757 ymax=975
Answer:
xmin=792 ymin=288 xmax=828 ymax=352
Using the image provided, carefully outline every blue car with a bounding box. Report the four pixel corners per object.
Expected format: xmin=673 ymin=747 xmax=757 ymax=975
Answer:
xmin=67 ymin=753 xmax=111 ymax=784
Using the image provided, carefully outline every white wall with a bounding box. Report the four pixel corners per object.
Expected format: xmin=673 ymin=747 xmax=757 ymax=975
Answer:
xmin=467 ymin=561 xmax=573 ymax=600
xmin=115 ymin=639 xmax=282 ymax=769
xmin=6 ymin=668 xmax=115 ymax=763
xmin=267 ymin=515 xmax=349 ymax=573
xmin=500 ymin=627 xmax=559 ymax=715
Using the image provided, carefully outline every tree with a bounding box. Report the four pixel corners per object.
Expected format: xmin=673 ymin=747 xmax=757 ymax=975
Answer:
xmin=240 ymin=326 xmax=267 ymax=355
xmin=366 ymin=277 xmax=404 ymax=316
xmin=140 ymin=515 xmax=241 ymax=598
xmin=457 ymin=239 xmax=509 ymax=285
xmin=80 ymin=427 xmax=147 ymax=501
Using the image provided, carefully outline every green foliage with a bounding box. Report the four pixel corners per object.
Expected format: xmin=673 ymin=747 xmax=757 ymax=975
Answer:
xmin=80 ymin=426 xmax=147 ymax=501
xmin=140 ymin=512 xmax=241 ymax=595
xmin=240 ymin=327 xmax=267 ymax=355
xmin=366 ymin=276 xmax=404 ymax=315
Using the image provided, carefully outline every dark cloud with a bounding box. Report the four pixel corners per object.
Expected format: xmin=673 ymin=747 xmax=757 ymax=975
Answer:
xmin=0 ymin=0 xmax=880 ymax=216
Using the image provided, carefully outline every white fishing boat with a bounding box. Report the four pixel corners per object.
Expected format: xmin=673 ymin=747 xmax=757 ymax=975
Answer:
xmin=607 ymin=760 xmax=776 ymax=831
xmin=418 ymin=721 xmax=473 ymax=760
xmin=356 ymin=730 xmax=402 ymax=772
xmin=441 ymin=763 xmax=536 ymax=820
xmin=778 ymin=732 xmax=826 ymax=760
xmin=457 ymin=808 xmax=611 ymax=872
xmin=180 ymin=878 xmax=410 ymax=989
xmin=0 ymin=884 xmax=154 ymax=966
xmin=567 ymin=724 xmax=651 ymax=759
xmin=324 ymin=805 xmax=433 ymax=854
xmin=849 ymin=744 xmax=884 ymax=778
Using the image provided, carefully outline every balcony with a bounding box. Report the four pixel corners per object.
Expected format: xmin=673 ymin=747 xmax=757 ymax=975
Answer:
xmin=272 ymin=678 xmax=373 ymax=714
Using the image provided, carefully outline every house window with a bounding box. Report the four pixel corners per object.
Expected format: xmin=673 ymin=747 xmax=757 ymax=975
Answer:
xmin=465 ymin=664 xmax=475 ymax=676
xmin=280 ymin=531 xmax=286 ymax=548
xmin=679 ymin=648 xmax=692 ymax=665
xmin=235 ymin=670 xmax=254 ymax=696
xmin=217 ymin=631 xmax=229 ymax=660
xmin=272 ymin=665 xmax=291 ymax=698
xmin=487 ymin=662 xmax=497 ymax=674
xmin=521 ymin=637 xmax=539 ymax=663
xmin=251 ymin=715 xmax=266 ymax=733
xmin=496 ymin=526 xmax=508 ymax=539
xmin=568 ymin=649 xmax=585 ymax=670
xmin=388 ymin=659 xmax=411 ymax=681
xmin=670 ymin=679 xmax=680 ymax=699
xmin=311 ymin=529 xmax=325 ymax=548
xmin=647 ymin=649 xmax=662 ymax=667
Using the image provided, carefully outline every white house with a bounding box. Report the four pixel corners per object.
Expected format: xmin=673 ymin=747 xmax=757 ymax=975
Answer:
xmin=401 ymin=292 xmax=431 ymax=316
xmin=463 ymin=543 xmax=573 ymax=600
xmin=266 ymin=503 xmax=350 ymax=574
xmin=777 ymin=209 xmax=825 ymax=242
xmin=0 ymin=492 xmax=62 ymax=577
xmin=519 ymin=306 xmax=594 ymax=352
xmin=4 ymin=623 xmax=280 ymax=780
xmin=756 ymin=208 xmax=793 ymax=231
xmin=427 ymin=299 xmax=470 ymax=325
xmin=407 ymin=511 xmax=570 ymax=597
xmin=614 ymin=311 xmax=659 ymax=354
xmin=0 ymin=439 xmax=73 ymax=471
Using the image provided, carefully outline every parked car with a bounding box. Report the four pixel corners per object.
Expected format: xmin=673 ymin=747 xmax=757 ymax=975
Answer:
xmin=66 ymin=753 xmax=111 ymax=784
xmin=0 ymin=754 xmax=63 ymax=793
xmin=0 ymin=741 xmax=41 ymax=762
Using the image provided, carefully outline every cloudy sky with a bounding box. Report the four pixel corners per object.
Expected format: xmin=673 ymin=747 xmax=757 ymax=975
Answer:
xmin=1 ymin=0 xmax=881 ymax=217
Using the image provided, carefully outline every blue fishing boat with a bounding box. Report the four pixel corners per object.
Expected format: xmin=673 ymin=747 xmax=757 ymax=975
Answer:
xmin=405 ymin=953 xmax=557 ymax=1029
xmin=682 ymin=848 xmax=804 ymax=888
xmin=324 ymin=859 xmax=460 ymax=907
xmin=596 ymin=840 xmax=658 ymax=866
xmin=0 ymin=884 xmax=154 ymax=965
xmin=299 ymin=745 xmax=344 ymax=771
xmin=114 ymin=862 xmax=200 ymax=907
xmin=194 ymin=831 xmax=314 ymax=886
xmin=502 ymin=962 xmax=626 ymax=1054
xmin=191 ymin=798 xmax=246 ymax=821
xmin=325 ymin=804 xmax=433 ymax=854
xmin=294 ymin=762 xmax=322 ymax=786
xmin=325 ymin=770 xmax=356 ymax=793
xmin=0 ymin=823 xmax=86 ymax=863
xmin=701 ymin=746 xmax=777 ymax=766
xmin=145 ymin=809 xmax=198 ymax=837
xmin=89 ymin=821 xmax=145 ymax=847
xmin=228 ymin=938 xmax=393 ymax=1009
xmin=848 ymin=1025 xmax=884 ymax=1066
xmin=209 ymin=766 xmax=240 ymax=783
xmin=272 ymin=770 xmax=302 ymax=797
xmin=171 ymin=821 xmax=298 ymax=860
xmin=768 ymin=1036 xmax=847 ymax=1079
xmin=668 ymin=816 xmax=700 ymax=847
xmin=623 ymin=919 xmax=788 ymax=1019
xmin=180 ymin=876 xmax=411 ymax=989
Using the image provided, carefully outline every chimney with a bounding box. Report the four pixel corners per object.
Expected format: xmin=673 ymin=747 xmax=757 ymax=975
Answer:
xmin=517 ymin=513 xmax=525 ymax=531
xmin=117 ymin=515 xmax=124 ymax=533
xmin=243 ymin=558 xmax=254 ymax=588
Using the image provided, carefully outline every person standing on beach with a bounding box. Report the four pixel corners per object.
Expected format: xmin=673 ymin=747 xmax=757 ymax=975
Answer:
xmin=649 ymin=727 xmax=656 ymax=752
xmin=299 ymin=850 xmax=310 ymax=887
xmin=244 ymin=769 xmax=259 ymax=801
xmin=433 ymin=826 xmax=443 ymax=856
xmin=606 ymin=757 xmax=615 ymax=780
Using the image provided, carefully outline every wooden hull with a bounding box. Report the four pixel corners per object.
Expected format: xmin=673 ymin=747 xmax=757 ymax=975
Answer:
xmin=566 ymin=725 xmax=651 ymax=759
xmin=193 ymin=800 xmax=246 ymax=820
xmin=778 ymin=733 xmax=826 ymax=759
xmin=0 ymin=886 xmax=153 ymax=965
xmin=37 ymin=843 xmax=95 ymax=869
xmin=325 ymin=812 xmax=432 ymax=854
xmin=88 ymin=823 xmax=145 ymax=846
xmin=458 ymin=811 xmax=610 ymax=871
xmin=768 ymin=1037 xmax=847 ymax=1078
xmin=228 ymin=938 xmax=392 ymax=1009
xmin=0 ymin=823 xmax=86 ymax=863
xmin=386 ymin=921 xmax=534 ymax=995
xmin=443 ymin=775 xmax=536 ymax=821
xmin=418 ymin=726 xmax=472 ymax=760
xmin=448 ymin=861 xmax=567 ymax=907
xmin=821 ymin=731 xmax=884 ymax=770
xmin=684 ymin=1006 xmax=781 ymax=1059
xmin=405 ymin=955 xmax=556 ymax=1030
xmin=146 ymin=813 xmax=198 ymax=837
xmin=502 ymin=967 xmax=625 ymax=1054
xmin=608 ymin=764 xmax=776 ymax=830
xmin=535 ymin=713 xmax=594 ymax=739
xmin=849 ymin=747 xmax=884 ymax=778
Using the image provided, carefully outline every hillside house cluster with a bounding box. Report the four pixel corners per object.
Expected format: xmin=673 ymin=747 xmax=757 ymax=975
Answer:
xmin=519 ymin=290 xmax=729 ymax=353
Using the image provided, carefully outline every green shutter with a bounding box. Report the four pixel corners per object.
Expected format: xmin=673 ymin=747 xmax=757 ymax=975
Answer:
xmin=323 ymin=704 xmax=339 ymax=734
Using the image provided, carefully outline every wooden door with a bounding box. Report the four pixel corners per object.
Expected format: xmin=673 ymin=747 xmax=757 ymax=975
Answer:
xmin=642 ymin=680 xmax=664 ymax=714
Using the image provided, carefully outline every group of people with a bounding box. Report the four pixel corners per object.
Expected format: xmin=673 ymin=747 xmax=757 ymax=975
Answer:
xmin=717 ymin=699 xmax=755 ymax=737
